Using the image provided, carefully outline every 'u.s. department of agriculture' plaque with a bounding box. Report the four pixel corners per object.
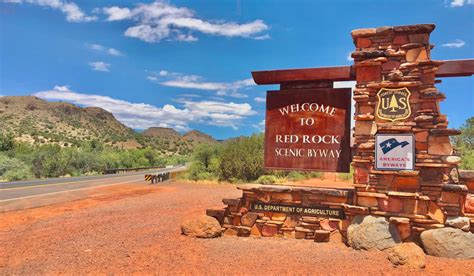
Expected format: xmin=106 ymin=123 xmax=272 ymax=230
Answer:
xmin=264 ymin=88 xmax=351 ymax=172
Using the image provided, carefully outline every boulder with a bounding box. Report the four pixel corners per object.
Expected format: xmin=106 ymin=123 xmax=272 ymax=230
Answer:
xmin=445 ymin=216 xmax=471 ymax=232
xmin=388 ymin=242 xmax=426 ymax=269
xmin=181 ymin=215 xmax=222 ymax=238
xmin=347 ymin=215 xmax=401 ymax=251
xmin=420 ymin=228 xmax=474 ymax=259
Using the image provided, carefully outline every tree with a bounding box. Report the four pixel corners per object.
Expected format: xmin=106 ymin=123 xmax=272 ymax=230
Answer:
xmin=453 ymin=117 xmax=474 ymax=169
xmin=389 ymin=95 xmax=398 ymax=112
xmin=218 ymin=134 xmax=264 ymax=182
xmin=193 ymin=143 xmax=220 ymax=170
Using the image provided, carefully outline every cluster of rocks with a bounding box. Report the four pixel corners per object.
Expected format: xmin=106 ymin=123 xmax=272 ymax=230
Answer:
xmin=350 ymin=24 xmax=473 ymax=235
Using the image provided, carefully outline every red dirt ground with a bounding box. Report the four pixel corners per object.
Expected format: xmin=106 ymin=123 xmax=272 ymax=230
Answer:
xmin=1 ymin=181 xmax=473 ymax=275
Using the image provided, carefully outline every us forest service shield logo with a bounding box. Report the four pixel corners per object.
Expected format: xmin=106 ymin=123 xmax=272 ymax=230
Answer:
xmin=376 ymin=87 xmax=411 ymax=122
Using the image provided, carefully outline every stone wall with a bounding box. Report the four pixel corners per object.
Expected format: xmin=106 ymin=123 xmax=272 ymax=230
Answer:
xmin=350 ymin=23 xmax=471 ymax=236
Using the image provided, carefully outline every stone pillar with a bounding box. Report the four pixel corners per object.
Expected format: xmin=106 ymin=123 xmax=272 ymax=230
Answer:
xmin=350 ymin=24 xmax=470 ymax=235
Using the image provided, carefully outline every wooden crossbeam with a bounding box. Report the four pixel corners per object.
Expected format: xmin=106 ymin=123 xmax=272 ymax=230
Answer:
xmin=252 ymin=59 xmax=474 ymax=85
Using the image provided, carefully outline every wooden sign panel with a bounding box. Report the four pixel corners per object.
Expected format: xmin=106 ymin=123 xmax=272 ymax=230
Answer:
xmin=264 ymin=88 xmax=351 ymax=172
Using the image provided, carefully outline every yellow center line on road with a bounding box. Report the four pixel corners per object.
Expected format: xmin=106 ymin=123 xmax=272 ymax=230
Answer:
xmin=0 ymin=179 xmax=145 ymax=203
xmin=0 ymin=175 xmax=144 ymax=191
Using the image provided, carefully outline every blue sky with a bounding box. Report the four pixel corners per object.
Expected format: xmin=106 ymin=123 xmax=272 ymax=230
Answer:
xmin=1 ymin=0 xmax=473 ymax=139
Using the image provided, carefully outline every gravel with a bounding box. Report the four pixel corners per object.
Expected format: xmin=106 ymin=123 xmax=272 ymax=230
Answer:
xmin=1 ymin=181 xmax=473 ymax=274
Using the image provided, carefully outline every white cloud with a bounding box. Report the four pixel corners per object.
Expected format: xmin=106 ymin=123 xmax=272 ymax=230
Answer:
xmin=5 ymin=0 xmax=96 ymax=22
xmin=254 ymin=97 xmax=265 ymax=103
xmin=53 ymin=85 xmax=71 ymax=92
xmin=148 ymin=71 xmax=255 ymax=98
xmin=89 ymin=61 xmax=111 ymax=72
xmin=347 ymin=51 xmax=353 ymax=62
xmin=33 ymin=85 xmax=256 ymax=130
xmin=177 ymin=93 xmax=201 ymax=98
xmin=107 ymin=48 xmax=123 ymax=56
xmin=252 ymin=119 xmax=265 ymax=131
xmin=86 ymin=43 xmax=123 ymax=56
xmin=147 ymin=75 xmax=158 ymax=81
xmin=254 ymin=34 xmax=271 ymax=40
xmin=87 ymin=43 xmax=105 ymax=51
xmin=102 ymin=1 xmax=269 ymax=43
xmin=441 ymin=39 xmax=466 ymax=48
xmin=102 ymin=6 xmax=132 ymax=21
xmin=449 ymin=0 xmax=474 ymax=7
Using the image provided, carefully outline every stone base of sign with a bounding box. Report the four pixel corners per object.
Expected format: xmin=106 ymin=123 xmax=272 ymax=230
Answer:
xmin=208 ymin=185 xmax=356 ymax=241
xmin=208 ymin=171 xmax=474 ymax=242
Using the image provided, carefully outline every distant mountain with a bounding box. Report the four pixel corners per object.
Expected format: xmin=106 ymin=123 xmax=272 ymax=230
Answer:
xmin=0 ymin=96 xmax=218 ymax=153
xmin=142 ymin=127 xmax=181 ymax=139
xmin=138 ymin=128 xmax=217 ymax=155
xmin=182 ymin=130 xmax=216 ymax=143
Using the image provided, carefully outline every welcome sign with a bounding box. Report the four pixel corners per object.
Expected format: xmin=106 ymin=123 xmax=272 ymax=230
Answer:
xmin=264 ymin=88 xmax=351 ymax=172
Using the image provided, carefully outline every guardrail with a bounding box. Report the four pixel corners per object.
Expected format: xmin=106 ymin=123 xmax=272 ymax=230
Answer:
xmin=145 ymin=172 xmax=170 ymax=183
xmin=144 ymin=167 xmax=187 ymax=184
xmin=104 ymin=165 xmax=183 ymax=174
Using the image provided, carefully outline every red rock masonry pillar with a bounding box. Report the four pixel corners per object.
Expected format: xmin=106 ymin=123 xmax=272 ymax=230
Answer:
xmin=351 ymin=24 xmax=472 ymax=235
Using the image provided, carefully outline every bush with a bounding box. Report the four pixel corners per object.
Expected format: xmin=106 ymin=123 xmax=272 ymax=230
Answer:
xmin=0 ymin=133 xmax=15 ymax=152
xmin=256 ymin=175 xmax=277 ymax=185
xmin=287 ymin=171 xmax=305 ymax=182
xmin=218 ymin=134 xmax=264 ymax=182
xmin=306 ymin=171 xmax=324 ymax=179
xmin=0 ymin=153 xmax=33 ymax=181
xmin=184 ymin=143 xmax=221 ymax=181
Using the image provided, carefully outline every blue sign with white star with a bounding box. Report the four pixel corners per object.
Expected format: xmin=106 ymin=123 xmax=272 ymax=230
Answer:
xmin=379 ymin=138 xmax=410 ymax=154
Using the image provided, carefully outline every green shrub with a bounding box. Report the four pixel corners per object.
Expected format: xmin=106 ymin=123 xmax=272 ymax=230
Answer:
xmin=287 ymin=171 xmax=305 ymax=182
xmin=186 ymin=162 xmax=215 ymax=181
xmin=256 ymin=175 xmax=277 ymax=185
xmin=0 ymin=133 xmax=15 ymax=152
xmin=218 ymin=134 xmax=264 ymax=182
xmin=306 ymin=171 xmax=324 ymax=179
xmin=0 ymin=154 xmax=33 ymax=181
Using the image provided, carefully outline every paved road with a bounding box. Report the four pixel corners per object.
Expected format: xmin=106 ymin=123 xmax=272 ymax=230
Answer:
xmin=0 ymin=165 xmax=186 ymax=212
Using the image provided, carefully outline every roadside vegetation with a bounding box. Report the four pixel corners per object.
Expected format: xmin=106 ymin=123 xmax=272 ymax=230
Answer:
xmin=0 ymin=134 xmax=188 ymax=181
xmin=2 ymin=117 xmax=471 ymax=183
xmin=184 ymin=133 xmax=351 ymax=184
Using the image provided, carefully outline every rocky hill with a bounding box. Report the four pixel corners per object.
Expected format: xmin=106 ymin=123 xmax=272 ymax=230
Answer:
xmin=182 ymin=130 xmax=216 ymax=143
xmin=0 ymin=96 xmax=135 ymax=147
xmin=138 ymin=128 xmax=217 ymax=155
xmin=143 ymin=127 xmax=181 ymax=139
xmin=0 ymin=96 xmax=217 ymax=153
